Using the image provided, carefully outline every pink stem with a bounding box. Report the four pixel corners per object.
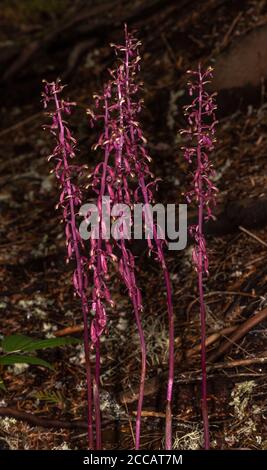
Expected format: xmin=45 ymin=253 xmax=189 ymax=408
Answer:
xmin=197 ymin=67 xmax=210 ymax=450
xmin=122 ymin=243 xmax=146 ymax=450
xmin=53 ymin=87 xmax=94 ymax=449
xmin=139 ymin=176 xmax=174 ymax=449
xmin=93 ymin=94 xmax=112 ymax=450
xmin=117 ymin=75 xmax=146 ymax=450
xmin=163 ymin=268 xmax=174 ymax=449
xmin=94 ymin=339 xmax=101 ymax=449
xmin=124 ymin=27 xmax=174 ymax=448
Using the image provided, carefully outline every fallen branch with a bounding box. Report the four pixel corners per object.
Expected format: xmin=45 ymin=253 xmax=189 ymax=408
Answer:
xmin=55 ymin=324 xmax=84 ymax=337
xmin=175 ymin=354 xmax=267 ymax=384
xmin=239 ymin=225 xmax=267 ymax=248
xmin=62 ymin=39 xmax=97 ymax=80
xmin=208 ymin=307 xmax=267 ymax=362
xmin=1 ymin=0 xmax=176 ymax=82
xmin=209 ymin=354 xmax=267 ymax=370
xmin=0 ymin=407 xmax=88 ymax=430
xmin=186 ymin=325 xmax=237 ymax=358
xmin=0 ymin=407 xmax=128 ymax=430
xmin=121 ymin=313 xmax=267 ymax=403
xmin=186 ymin=290 xmax=258 ymax=319
xmin=0 ymin=112 xmax=42 ymax=139
xmin=121 ymin=351 xmax=267 ymax=402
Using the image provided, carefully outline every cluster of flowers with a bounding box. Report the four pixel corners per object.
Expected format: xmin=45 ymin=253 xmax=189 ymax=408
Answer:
xmin=42 ymin=81 xmax=94 ymax=448
xmin=87 ymin=25 xmax=173 ymax=449
xmin=181 ymin=64 xmax=218 ymax=449
xmin=43 ymin=28 xmax=217 ymax=451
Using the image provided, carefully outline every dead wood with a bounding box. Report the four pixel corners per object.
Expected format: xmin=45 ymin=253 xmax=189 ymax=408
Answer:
xmin=0 ymin=407 xmax=88 ymax=430
xmin=0 ymin=406 xmax=127 ymax=430
xmin=1 ymin=0 xmax=176 ymax=81
xmin=208 ymin=307 xmax=267 ymax=362
xmin=1 ymin=0 xmax=229 ymax=82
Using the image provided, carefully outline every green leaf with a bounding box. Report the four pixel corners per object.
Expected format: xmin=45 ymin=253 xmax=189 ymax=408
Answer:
xmin=34 ymin=390 xmax=64 ymax=405
xmin=2 ymin=334 xmax=80 ymax=353
xmin=1 ymin=335 xmax=35 ymax=353
xmin=0 ymin=354 xmax=54 ymax=370
xmin=0 ymin=378 xmax=6 ymax=391
xmin=24 ymin=336 xmax=81 ymax=351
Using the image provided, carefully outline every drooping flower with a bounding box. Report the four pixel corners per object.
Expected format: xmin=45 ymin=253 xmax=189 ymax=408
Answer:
xmin=181 ymin=64 xmax=218 ymax=449
xmin=109 ymin=25 xmax=175 ymax=450
xmin=42 ymin=80 xmax=94 ymax=449
xmin=88 ymin=64 xmax=146 ymax=449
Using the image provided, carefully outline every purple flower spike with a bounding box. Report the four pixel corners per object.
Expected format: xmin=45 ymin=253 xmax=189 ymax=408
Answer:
xmin=42 ymin=80 xmax=94 ymax=449
xmin=88 ymin=25 xmax=175 ymax=450
xmin=87 ymin=83 xmax=116 ymax=450
xmin=112 ymin=25 xmax=175 ymax=450
xmin=181 ymin=64 xmax=218 ymax=449
xmin=89 ymin=59 xmax=146 ymax=449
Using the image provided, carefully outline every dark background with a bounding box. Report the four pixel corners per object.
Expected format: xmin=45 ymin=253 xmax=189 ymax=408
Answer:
xmin=0 ymin=0 xmax=267 ymax=450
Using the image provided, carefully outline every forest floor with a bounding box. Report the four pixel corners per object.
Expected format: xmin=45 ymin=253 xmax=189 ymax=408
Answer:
xmin=0 ymin=0 xmax=267 ymax=450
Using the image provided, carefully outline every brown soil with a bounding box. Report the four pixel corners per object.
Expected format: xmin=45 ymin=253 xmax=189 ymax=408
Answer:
xmin=0 ymin=0 xmax=267 ymax=450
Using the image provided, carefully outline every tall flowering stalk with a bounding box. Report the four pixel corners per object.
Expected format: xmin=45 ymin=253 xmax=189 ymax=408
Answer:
xmin=181 ymin=65 xmax=218 ymax=449
xmin=42 ymin=80 xmax=93 ymax=448
xmin=88 ymin=68 xmax=146 ymax=449
xmin=113 ymin=66 xmax=146 ymax=450
xmin=111 ymin=25 xmax=175 ymax=449
xmin=87 ymin=83 xmax=115 ymax=449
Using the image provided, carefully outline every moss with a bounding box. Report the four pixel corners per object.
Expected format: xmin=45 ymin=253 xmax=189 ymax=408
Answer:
xmin=173 ymin=428 xmax=203 ymax=450
xmin=230 ymin=380 xmax=256 ymax=420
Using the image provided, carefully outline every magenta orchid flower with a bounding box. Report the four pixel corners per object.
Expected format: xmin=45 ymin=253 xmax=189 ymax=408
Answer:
xmin=110 ymin=25 xmax=175 ymax=449
xmin=42 ymin=80 xmax=94 ymax=449
xmin=181 ymin=64 xmax=218 ymax=449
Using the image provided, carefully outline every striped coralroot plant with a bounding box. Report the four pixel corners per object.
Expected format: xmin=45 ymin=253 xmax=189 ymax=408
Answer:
xmin=42 ymin=80 xmax=94 ymax=448
xmin=88 ymin=62 xmax=146 ymax=449
xmin=111 ymin=25 xmax=175 ymax=449
xmin=181 ymin=64 xmax=218 ymax=449
xmin=86 ymin=83 xmax=116 ymax=450
xmin=88 ymin=25 xmax=175 ymax=449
